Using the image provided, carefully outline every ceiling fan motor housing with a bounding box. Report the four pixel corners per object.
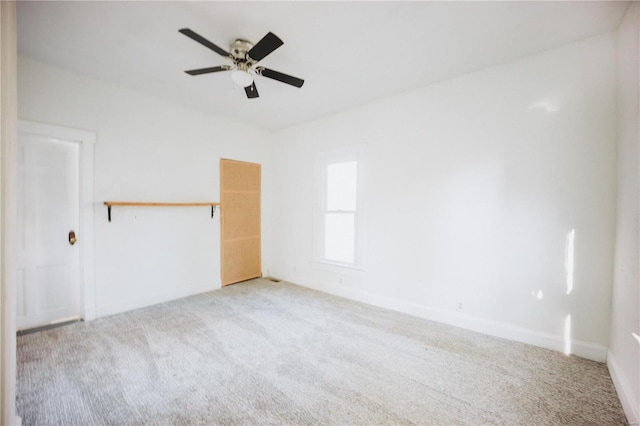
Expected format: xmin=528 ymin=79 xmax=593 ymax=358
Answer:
xmin=230 ymin=39 xmax=255 ymax=63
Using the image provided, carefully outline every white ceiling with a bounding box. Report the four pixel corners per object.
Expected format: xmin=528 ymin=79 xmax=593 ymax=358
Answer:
xmin=17 ymin=1 xmax=629 ymax=131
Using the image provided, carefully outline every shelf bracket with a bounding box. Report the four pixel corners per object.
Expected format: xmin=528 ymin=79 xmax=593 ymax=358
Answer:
xmin=108 ymin=205 xmax=112 ymax=222
xmin=211 ymin=205 xmax=217 ymax=218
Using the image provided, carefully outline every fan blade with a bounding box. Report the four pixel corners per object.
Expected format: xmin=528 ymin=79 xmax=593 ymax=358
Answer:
xmin=179 ymin=28 xmax=230 ymax=58
xmin=257 ymin=67 xmax=304 ymax=88
xmin=247 ymin=32 xmax=283 ymax=62
xmin=244 ymin=82 xmax=259 ymax=99
xmin=185 ymin=65 xmax=231 ymax=76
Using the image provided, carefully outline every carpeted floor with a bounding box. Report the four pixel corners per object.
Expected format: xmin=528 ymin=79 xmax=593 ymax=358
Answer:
xmin=17 ymin=279 xmax=627 ymax=425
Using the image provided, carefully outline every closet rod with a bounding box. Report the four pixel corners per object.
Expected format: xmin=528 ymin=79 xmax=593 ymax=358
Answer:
xmin=103 ymin=201 xmax=220 ymax=222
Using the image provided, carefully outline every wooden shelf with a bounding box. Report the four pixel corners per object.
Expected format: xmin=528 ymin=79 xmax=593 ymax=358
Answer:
xmin=104 ymin=201 xmax=220 ymax=207
xmin=103 ymin=201 xmax=220 ymax=222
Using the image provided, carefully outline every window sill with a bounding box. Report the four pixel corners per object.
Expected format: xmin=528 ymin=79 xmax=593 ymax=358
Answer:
xmin=312 ymin=259 xmax=364 ymax=274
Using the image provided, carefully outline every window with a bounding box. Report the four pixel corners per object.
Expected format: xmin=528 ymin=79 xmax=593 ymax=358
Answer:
xmin=324 ymin=160 xmax=358 ymax=263
xmin=315 ymin=148 xmax=364 ymax=268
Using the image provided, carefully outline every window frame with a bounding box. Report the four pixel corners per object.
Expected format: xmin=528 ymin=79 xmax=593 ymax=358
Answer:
xmin=313 ymin=146 xmax=365 ymax=269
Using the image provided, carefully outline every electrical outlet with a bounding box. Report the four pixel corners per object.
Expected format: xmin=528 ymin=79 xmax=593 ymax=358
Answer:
xmin=457 ymin=302 xmax=463 ymax=311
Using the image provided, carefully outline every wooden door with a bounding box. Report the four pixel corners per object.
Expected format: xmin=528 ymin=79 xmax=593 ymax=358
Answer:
xmin=220 ymin=159 xmax=261 ymax=286
xmin=17 ymin=135 xmax=81 ymax=330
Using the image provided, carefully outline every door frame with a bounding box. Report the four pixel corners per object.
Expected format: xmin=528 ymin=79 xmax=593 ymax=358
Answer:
xmin=17 ymin=120 xmax=96 ymax=321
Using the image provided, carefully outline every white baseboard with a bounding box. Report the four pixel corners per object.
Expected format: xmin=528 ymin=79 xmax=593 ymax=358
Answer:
xmin=83 ymin=304 xmax=96 ymax=322
xmin=95 ymin=283 xmax=220 ymax=318
xmin=285 ymin=275 xmax=608 ymax=362
xmin=607 ymin=350 xmax=639 ymax=425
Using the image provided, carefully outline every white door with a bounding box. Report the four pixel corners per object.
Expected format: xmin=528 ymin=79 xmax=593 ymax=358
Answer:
xmin=17 ymin=134 xmax=81 ymax=330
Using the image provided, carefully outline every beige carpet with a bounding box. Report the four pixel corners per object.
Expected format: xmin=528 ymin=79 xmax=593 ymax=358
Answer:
xmin=17 ymin=279 xmax=627 ymax=425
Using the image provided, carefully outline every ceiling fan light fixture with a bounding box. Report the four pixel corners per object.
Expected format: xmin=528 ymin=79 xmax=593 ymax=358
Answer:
xmin=231 ymin=69 xmax=254 ymax=88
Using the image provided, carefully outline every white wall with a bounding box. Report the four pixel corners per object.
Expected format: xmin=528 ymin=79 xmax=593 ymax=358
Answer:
xmin=271 ymin=33 xmax=618 ymax=362
xmin=18 ymin=56 xmax=273 ymax=318
xmin=609 ymin=3 xmax=640 ymax=423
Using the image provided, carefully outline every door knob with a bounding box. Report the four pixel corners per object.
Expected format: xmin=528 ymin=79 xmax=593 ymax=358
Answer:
xmin=68 ymin=230 xmax=77 ymax=246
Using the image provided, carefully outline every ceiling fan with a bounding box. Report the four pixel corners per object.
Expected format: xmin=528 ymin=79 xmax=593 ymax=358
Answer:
xmin=179 ymin=28 xmax=304 ymax=99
